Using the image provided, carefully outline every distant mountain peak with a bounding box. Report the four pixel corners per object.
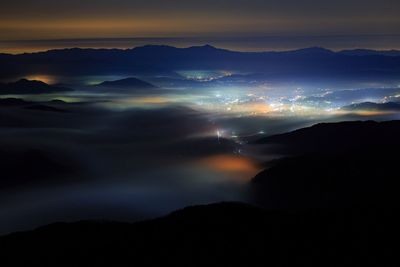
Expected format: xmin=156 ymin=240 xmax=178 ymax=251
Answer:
xmin=0 ymin=79 xmax=72 ymax=95
xmin=16 ymin=78 xmax=48 ymax=85
xmin=95 ymin=77 xmax=157 ymax=89
xmin=189 ymin=44 xmax=217 ymax=49
xmin=186 ymin=44 xmax=231 ymax=53
xmin=130 ymin=44 xmax=178 ymax=52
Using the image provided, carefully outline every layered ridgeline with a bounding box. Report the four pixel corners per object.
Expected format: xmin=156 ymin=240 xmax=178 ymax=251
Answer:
xmin=94 ymin=77 xmax=157 ymax=89
xmin=0 ymin=77 xmax=160 ymax=94
xmin=1 ymin=45 xmax=400 ymax=80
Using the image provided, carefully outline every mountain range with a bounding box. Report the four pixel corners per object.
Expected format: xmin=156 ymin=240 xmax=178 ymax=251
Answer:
xmin=1 ymin=45 xmax=400 ymax=81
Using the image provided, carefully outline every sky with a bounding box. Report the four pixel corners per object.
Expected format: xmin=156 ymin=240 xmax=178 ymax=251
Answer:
xmin=1 ymin=0 xmax=400 ymax=53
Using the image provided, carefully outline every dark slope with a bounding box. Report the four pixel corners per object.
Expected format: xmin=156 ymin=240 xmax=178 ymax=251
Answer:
xmin=256 ymin=120 xmax=400 ymax=153
xmin=0 ymin=79 xmax=72 ymax=95
xmin=1 ymin=202 xmax=400 ymax=266
xmin=95 ymin=77 xmax=158 ymax=89
xmin=252 ymin=120 xmax=400 ymax=208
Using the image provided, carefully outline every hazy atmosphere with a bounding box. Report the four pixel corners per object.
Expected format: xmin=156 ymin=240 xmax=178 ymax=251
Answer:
xmin=1 ymin=1 xmax=400 ymax=266
xmin=1 ymin=0 xmax=400 ymax=53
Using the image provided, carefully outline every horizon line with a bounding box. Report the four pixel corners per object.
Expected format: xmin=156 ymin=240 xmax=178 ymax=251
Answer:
xmin=2 ymin=34 xmax=400 ymax=54
xmin=2 ymin=44 xmax=400 ymax=56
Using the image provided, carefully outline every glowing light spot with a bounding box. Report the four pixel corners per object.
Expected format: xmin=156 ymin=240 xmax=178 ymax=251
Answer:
xmin=198 ymin=154 xmax=260 ymax=182
xmin=25 ymin=75 xmax=56 ymax=84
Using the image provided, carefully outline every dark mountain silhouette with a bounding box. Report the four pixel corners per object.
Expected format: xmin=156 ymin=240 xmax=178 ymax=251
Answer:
xmin=256 ymin=120 xmax=400 ymax=152
xmin=283 ymin=46 xmax=334 ymax=55
xmin=341 ymin=101 xmax=400 ymax=111
xmin=252 ymin=120 xmax=400 ymax=208
xmin=1 ymin=45 xmax=400 ymax=81
xmin=0 ymin=79 xmax=72 ymax=95
xmin=95 ymin=77 xmax=158 ymax=89
xmin=2 ymin=202 xmax=400 ymax=266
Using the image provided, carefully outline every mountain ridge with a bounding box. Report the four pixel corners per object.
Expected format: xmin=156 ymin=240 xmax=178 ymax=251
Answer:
xmin=94 ymin=77 xmax=158 ymax=89
xmin=2 ymin=45 xmax=400 ymax=57
xmin=1 ymin=45 xmax=400 ymax=80
xmin=0 ymin=79 xmax=72 ymax=94
xmin=1 ymin=201 xmax=400 ymax=266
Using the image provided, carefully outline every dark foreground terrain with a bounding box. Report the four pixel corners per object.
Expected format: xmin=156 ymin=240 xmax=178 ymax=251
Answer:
xmin=253 ymin=120 xmax=400 ymax=209
xmin=1 ymin=202 xmax=400 ymax=266
xmin=2 ymin=120 xmax=400 ymax=266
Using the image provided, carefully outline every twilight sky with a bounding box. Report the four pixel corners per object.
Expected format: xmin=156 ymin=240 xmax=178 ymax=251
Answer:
xmin=1 ymin=0 xmax=400 ymax=53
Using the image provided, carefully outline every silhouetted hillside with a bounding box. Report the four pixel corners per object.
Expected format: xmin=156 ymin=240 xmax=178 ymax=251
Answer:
xmin=1 ymin=202 xmax=400 ymax=266
xmin=256 ymin=120 xmax=400 ymax=153
xmin=0 ymin=79 xmax=72 ymax=94
xmin=95 ymin=77 xmax=158 ymax=89
xmin=252 ymin=120 xmax=400 ymax=208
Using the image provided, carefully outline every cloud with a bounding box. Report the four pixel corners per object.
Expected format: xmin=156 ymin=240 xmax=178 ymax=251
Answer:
xmin=0 ymin=101 xmax=252 ymax=234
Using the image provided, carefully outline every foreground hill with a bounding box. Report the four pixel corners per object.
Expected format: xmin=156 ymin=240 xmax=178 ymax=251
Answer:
xmin=252 ymin=120 xmax=400 ymax=208
xmin=256 ymin=120 xmax=400 ymax=153
xmin=1 ymin=202 xmax=400 ymax=266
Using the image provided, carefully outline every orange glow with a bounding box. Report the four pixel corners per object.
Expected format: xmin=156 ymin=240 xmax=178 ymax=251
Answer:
xmin=0 ymin=16 xmax=270 ymax=41
xmin=198 ymin=154 xmax=260 ymax=182
xmin=242 ymin=102 xmax=273 ymax=114
xmin=335 ymin=109 xmax=393 ymax=116
xmin=125 ymin=96 xmax=169 ymax=105
xmin=25 ymin=74 xmax=57 ymax=84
